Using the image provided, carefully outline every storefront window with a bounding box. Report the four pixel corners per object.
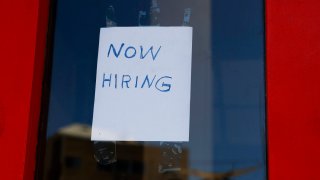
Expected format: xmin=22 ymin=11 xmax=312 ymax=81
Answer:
xmin=42 ymin=0 xmax=266 ymax=179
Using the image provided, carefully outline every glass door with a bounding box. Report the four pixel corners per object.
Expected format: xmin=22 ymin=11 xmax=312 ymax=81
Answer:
xmin=40 ymin=0 xmax=266 ymax=179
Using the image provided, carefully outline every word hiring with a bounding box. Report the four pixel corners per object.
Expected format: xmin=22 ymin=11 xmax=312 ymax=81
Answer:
xmin=102 ymin=73 xmax=172 ymax=92
xmin=107 ymin=43 xmax=162 ymax=60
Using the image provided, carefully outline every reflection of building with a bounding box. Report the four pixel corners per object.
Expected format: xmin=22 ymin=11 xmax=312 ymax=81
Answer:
xmin=43 ymin=124 xmax=188 ymax=180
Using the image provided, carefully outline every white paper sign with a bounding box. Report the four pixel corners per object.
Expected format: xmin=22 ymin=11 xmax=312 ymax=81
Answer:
xmin=91 ymin=27 xmax=192 ymax=141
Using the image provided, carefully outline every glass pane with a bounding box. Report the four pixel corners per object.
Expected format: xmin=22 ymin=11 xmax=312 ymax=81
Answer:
xmin=43 ymin=0 xmax=266 ymax=179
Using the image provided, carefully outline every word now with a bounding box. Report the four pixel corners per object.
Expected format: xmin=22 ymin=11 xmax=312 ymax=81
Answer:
xmin=107 ymin=43 xmax=162 ymax=60
xmin=102 ymin=73 xmax=172 ymax=92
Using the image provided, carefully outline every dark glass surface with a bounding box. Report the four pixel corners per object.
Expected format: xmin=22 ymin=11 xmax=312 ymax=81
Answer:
xmin=43 ymin=0 xmax=266 ymax=179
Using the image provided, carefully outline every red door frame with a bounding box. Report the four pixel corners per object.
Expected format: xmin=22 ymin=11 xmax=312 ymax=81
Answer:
xmin=1 ymin=0 xmax=320 ymax=179
xmin=266 ymin=0 xmax=320 ymax=179
xmin=0 ymin=0 xmax=49 ymax=179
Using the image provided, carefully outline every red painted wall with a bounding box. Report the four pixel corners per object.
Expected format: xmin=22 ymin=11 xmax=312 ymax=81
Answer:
xmin=0 ymin=0 xmax=48 ymax=179
xmin=267 ymin=0 xmax=320 ymax=179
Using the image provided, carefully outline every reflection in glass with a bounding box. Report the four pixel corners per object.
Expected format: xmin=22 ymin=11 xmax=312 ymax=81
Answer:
xmin=43 ymin=0 xmax=266 ymax=179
